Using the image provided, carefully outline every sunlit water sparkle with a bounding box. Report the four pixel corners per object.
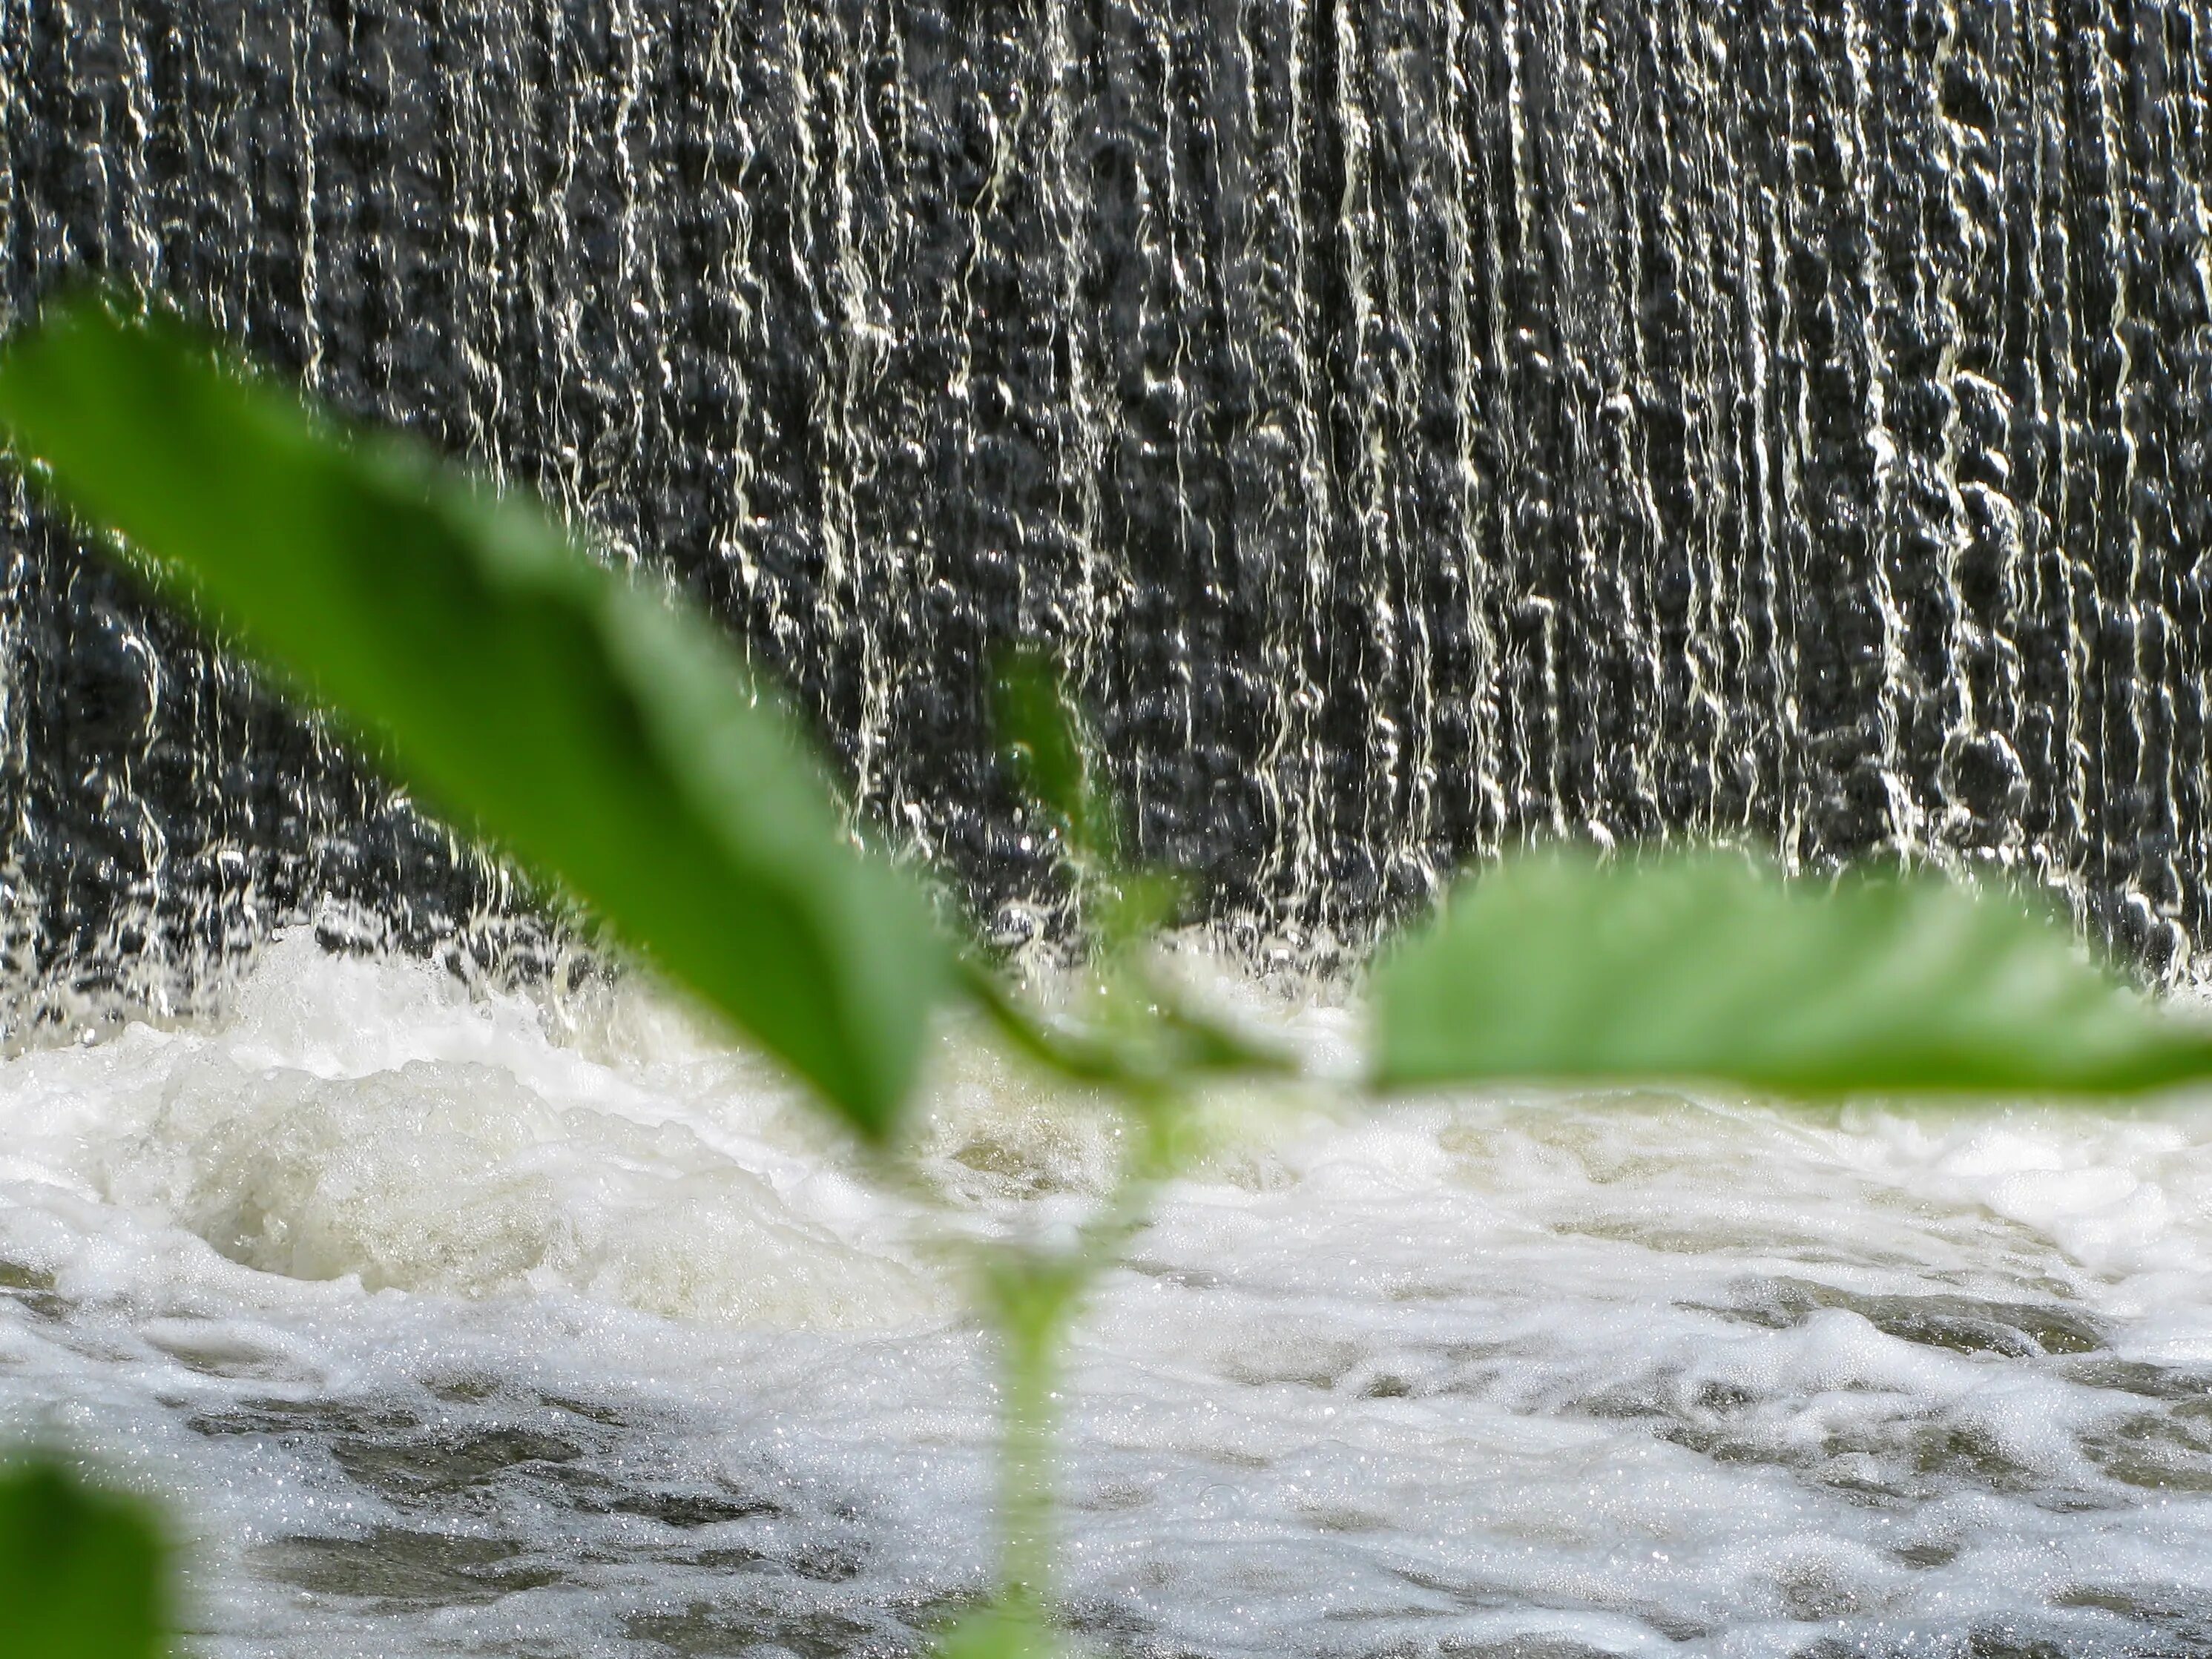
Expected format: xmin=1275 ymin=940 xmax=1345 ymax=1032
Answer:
xmin=4 ymin=935 xmax=2212 ymax=1658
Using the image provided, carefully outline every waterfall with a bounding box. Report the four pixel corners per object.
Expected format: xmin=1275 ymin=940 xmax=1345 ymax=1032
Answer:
xmin=4 ymin=1 xmax=2211 ymax=1015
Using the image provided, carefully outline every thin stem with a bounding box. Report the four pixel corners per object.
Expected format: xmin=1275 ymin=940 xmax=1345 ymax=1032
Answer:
xmin=995 ymin=1282 xmax=1063 ymax=1623
xmin=954 ymin=942 xmax=1272 ymax=1647
xmin=978 ymin=1091 xmax=1181 ymax=1635
xmin=955 ymin=956 xmax=1127 ymax=1086
xmin=957 ymin=951 xmax=1302 ymax=1090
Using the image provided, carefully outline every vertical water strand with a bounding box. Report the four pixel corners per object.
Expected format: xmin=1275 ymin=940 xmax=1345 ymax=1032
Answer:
xmin=1347 ymin=0 xmax=1423 ymax=903
xmin=0 ymin=487 xmax=29 ymax=1004
xmin=1763 ymin=3 xmax=1814 ymax=873
xmin=1675 ymin=6 xmax=1756 ymax=842
xmin=1544 ymin=0 xmax=1649 ymax=845
xmin=286 ymin=4 xmax=323 ymax=394
xmin=1386 ymin=0 xmax=1458 ymax=875
xmin=440 ymin=0 xmax=521 ymax=490
xmin=1838 ymin=0 xmax=1918 ymax=859
xmin=802 ymin=1 xmax=892 ymax=814
xmin=1693 ymin=2 xmax=1757 ymax=845
xmin=106 ymin=7 xmax=154 ymax=303
xmin=1771 ymin=0 xmax=1900 ymax=863
xmin=0 ymin=0 xmax=50 ymax=1000
xmin=1147 ymin=1 xmax=1202 ymax=880
xmin=944 ymin=0 xmax=1058 ymax=904
xmin=876 ymin=0 xmax=976 ymax=881
xmin=1764 ymin=1 xmax=1823 ymax=863
xmin=1617 ymin=2 xmax=1696 ymax=842
xmin=1454 ymin=1 xmax=1524 ymax=860
xmin=1484 ymin=0 xmax=1567 ymax=848
xmin=842 ymin=3 xmax=914 ymax=842
xmin=62 ymin=1 xmax=166 ymax=993
xmin=1963 ymin=3 xmax=2041 ymax=877
xmin=1602 ymin=0 xmax=1671 ymax=848
xmin=2050 ymin=0 xmax=2108 ymax=940
xmin=1599 ymin=1 xmax=1685 ymax=848
xmin=1886 ymin=0 xmax=1984 ymax=863
xmin=2167 ymin=7 xmax=2212 ymax=955
xmin=748 ymin=0 xmax=837 ymax=699
xmin=2009 ymin=0 xmax=2092 ymax=922
xmin=1300 ymin=0 xmax=1371 ymax=915
xmin=1089 ymin=0 xmax=1169 ymax=879
xmin=1958 ymin=1 xmax=2021 ymax=869
xmin=1718 ymin=7 xmax=1791 ymax=860
xmin=1865 ymin=1 xmax=1949 ymax=855
xmin=1910 ymin=0 xmax=2029 ymax=875
xmin=858 ymin=0 xmax=955 ymax=872
xmin=691 ymin=1 xmax=768 ymax=755
xmin=116 ymin=4 xmax=202 ymax=993
xmin=537 ymin=6 xmax=593 ymax=524
xmin=2119 ymin=4 xmax=2194 ymax=966
xmin=1955 ymin=1 xmax=2037 ymax=871
xmin=1036 ymin=0 xmax=1110 ymax=882
xmin=1531 ymin=0 xmax=1593 ymax=845
xmin=441 ymin=0 xmax=570 ymax=976
xmin=1208 ymin=0 xmax=1267 ymax=926
xmin=2067 ymin=10 xmax=2150 ymax=948
xmin=2091 ymin=6 xmax=2150 ymax=944
xmin=1487 ymin=0 xmax=1551 ymax=846
xmin=1186 ymin=0 xmax=1271 ymax=928
xmin=1191 ymin=5 xmax=1279 ymax=918
xmin=1418 ymin=1 xmax=1485 ymax=886
xmin=2105 ymin=2 xmax=2167 ymax=955
xmin=1419 ymin=0 xmax=1504 ymax=867
xmin=1234 ymin=0 xmax=1335 ymax=937
xmin=606 ymin=0 xmax=656 ymax=572
xmin=1283 ymin=0 xmax=1334 ymax=933
xmin=0 ymin=0 xmax=29 ymax=998
xmin=1359 ymin=1 xmax=1438 ymax=903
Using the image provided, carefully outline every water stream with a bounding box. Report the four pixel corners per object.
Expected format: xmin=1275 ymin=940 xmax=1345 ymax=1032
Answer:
xmin=9 ymin=940 xmax=2212 ymax=1656
xmin=6 ymin=4 xmax=2212 ymax=1652
xmin=6 ymin=2 xmax=2212 ymax=992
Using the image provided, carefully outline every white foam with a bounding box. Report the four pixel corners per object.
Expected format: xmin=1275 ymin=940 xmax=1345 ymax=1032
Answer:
xmin=1 ymin=936 xmax=2210 ymax=1655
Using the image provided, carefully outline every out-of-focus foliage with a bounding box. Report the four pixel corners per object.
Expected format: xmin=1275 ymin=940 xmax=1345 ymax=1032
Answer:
xmin=1372 ymin=851 xmax=2212 ymax=1099
xmin=993 ymin=647 xmax=1113 ymax=873
xmin=0 ymin=1460 xmax=167 ymax=1659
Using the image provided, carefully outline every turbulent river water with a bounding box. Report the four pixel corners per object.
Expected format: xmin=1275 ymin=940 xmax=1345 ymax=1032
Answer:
xmin=7 ymin=935 xmax=2212 ymax=1658
xmin=8 ymin=7 xmax=2212 ymax=1652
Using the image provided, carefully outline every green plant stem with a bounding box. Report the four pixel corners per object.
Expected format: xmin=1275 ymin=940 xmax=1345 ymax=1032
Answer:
xmin=958 ymin=958 xmax=1128 ymax=1086
xmin=957 ymin=953 xmax=1300 ymax=1092
xmin=995 ymin=1275 xmax=1064 ymax=1625
xmin=978 ymin=1085 xmax=1182 ymax=1638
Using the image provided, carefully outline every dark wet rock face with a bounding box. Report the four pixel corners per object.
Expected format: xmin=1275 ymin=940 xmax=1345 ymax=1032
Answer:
xmin=4 ymin=4 xmax=2212 ymax=1003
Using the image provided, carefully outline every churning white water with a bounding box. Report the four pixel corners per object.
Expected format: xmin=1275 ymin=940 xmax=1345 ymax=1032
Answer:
xmin=4 ymin=936 xmax=2212 ymax=1658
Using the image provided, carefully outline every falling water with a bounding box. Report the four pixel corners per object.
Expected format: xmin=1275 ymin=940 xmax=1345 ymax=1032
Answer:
xmin=7 ymin=7 xmax=2212 ymax=1656
xmin=4 ymin=1 xmax=2212 ymax=1006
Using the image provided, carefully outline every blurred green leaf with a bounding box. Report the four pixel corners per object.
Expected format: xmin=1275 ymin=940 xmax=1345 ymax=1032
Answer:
xmin=0 ymin=298 xmax=949 ymax=1139
xmin=0 ymin=1460 xmax=166 ymax=1659
xmin=1373 ymin=851 xmax=2212 ymax=1098
xmin=930 ymin=1604 xmax=1061 ymax=1659
xmin=992 ymin=648 xmax=1114 ymax=871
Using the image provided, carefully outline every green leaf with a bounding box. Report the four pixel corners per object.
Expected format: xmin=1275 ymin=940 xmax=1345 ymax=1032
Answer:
xmin=0 ymin=298 xmax=948 ymax=1139
xmin=1372 ymin=850 xmax=2212 ymax=1099
xmin=991 ymin=647 xmax=1114 ymax=870
xmin=0 ymin=1460 xmax=167 ymax=1659
xmin=929 ymin=1605 xmax=1062 ymax=1659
